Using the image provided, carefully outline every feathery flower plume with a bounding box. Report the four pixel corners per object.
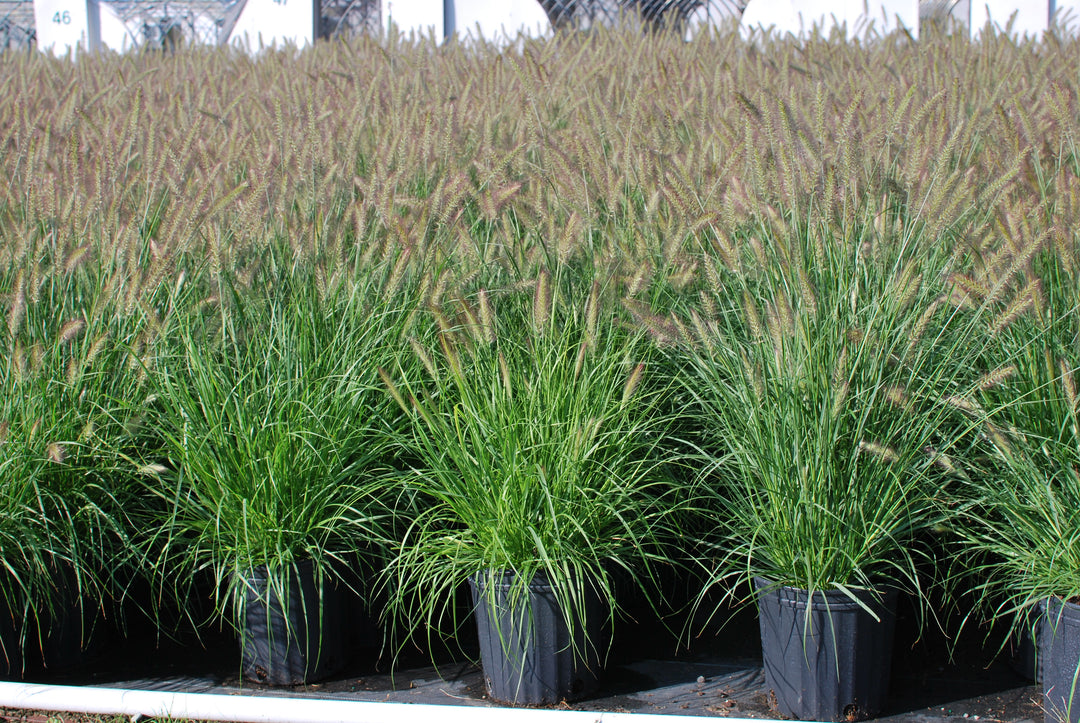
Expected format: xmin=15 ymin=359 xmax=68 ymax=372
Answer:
xmin=797 ymin=265 xmax=817 ymax=318
xmin=858 ymin=440 xmax=899 ymax=464
xmin=12 ymin=341 xmax=25 ymax=381
xmin=456 ymin=297 xmax=483 ymax=343
xmin=979 ymin=365 xmax=1018 ymax=391
xmin=689 ymin=309 xmax=713 ymax=347
xmin=384 ymin=247 xmax=412 ymax=303
xmin=46 ymin=442 xmax=67 ymax=464
xmin=378 ymin=367 xmax=408 ymax=414
xmin=1061 ymin=358 xmax=1078 ymax=416
xmin=7 ymin=269 xmax=25 ymax=339
xmin=573 ymin=340 xmax=588 ymax=382
xmin=64 ymin=245 xmax=89 ymax=274
xmin=700 ymin=291 xmax=718 ymax=322
xmin=622 ymin=363 xmax=644 ymax=405
xmin=477 ymin=289 xmax=495 ymax=345
xmin=907 ymin=298 xmax=943 ymax=356
xmin=58 ymin=318 xmax=86 ymax=347
xmin=743 ymin=292 xmax=764 ymax=341
xmin=947 ymin=273 xmax=990 ymax=308
xmin=926 ymin=447 xmax=967 ymax=479
xmin=884 ymin=385 xmax=911 ymax=411
xmin=533 ymin=269 xmax=552 ymax=334
xmin=943 ymin=394 xmax=983 ymax=416
xmin=832 ymin=346 xmax=850 ymax=419
xmin=991 ymin=281 xmax=1039 ymax=336
xmin=409 ymin=337 xmax=438 ymax=381
xmin=985 ymin=421 xmax=1013 ymax=455
xmin=585 ymin=280 xmax=600 ymax=350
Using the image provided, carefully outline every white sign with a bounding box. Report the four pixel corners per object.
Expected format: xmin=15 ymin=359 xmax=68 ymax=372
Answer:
xmin=973 ymin=0 xmax=1049 ymax=37
xmin=228 ymin=0 xmax=318 ymax=49
xmin=386 ymin=0 xmax=443 ymax=39
xmin=448 ymin=0 xmax=550 ymax=44
xmin=34 ymin=0 xmax=98 ymax=54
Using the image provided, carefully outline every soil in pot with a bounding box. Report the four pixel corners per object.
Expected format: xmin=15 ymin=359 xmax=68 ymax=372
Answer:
xmin=1039 ymin=596 xmax=1080 ymax=723
xmin=469 ymin=570 xmax=603 ymax=705
xmin=755 ymin=577 xmax=898 ymax=722
xmin=238 ymin=559 xmax=347 ymax=686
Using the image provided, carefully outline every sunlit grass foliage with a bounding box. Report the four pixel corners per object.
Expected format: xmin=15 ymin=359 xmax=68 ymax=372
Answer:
xmin=0 ymin=19 xmax=1078 ymax=659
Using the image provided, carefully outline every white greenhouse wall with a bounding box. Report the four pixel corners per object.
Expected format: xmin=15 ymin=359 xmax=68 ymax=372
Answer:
xmin=27 ymin=0 xmax=1080 ymax=55
xmin=228 ymin=0 xmax=318 ymax=49
xmin=972 ymin=0 xmax=1049 ymax=37
xmin=740 ymin=0 xmax=919 ymax=38
xmin=97 ymin=1 xmax=136 ymax=51
xmin=873 ymin=0 xmax=920 ymax=36
xmin=448 ymin=0 xmax=550 ymax=44
xmin=385 ymin=0 xmax=442 ymax=38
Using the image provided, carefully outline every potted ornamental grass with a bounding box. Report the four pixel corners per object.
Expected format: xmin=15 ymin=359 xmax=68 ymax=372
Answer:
xmin=0 ymin=247 xmax=160 ymax=675
xmin=679 ymin=211 xmax=984 ymax=721
xmin=380 ymin=271 xmax=685 ymax=705
xmin=143 ymin=258 xmax=417 ymax=685
xmin=952 ymin=248 xmax=1080 ymax=723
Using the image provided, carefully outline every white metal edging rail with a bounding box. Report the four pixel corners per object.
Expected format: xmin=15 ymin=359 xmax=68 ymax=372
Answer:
xmin=0 ymin=681 xmax=783 ymax=723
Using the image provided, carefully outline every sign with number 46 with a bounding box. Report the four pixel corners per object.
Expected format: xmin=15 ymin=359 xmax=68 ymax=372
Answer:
xmin=34 ymin=0 xmax=99 ymax=54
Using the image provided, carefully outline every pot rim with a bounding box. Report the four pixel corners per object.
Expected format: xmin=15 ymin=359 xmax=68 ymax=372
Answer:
xmin=754 ymin=576 xmax=898 ymax=612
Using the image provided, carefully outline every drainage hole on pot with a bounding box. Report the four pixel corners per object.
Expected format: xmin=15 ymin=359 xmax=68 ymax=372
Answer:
xmin=843 ymin=703 xmax=868 ymax=722
xmin=255 ymin=665 xmax=269 ymax=682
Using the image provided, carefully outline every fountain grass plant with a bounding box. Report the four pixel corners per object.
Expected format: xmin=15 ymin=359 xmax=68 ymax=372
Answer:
xmin=951 ymin=242 xmax=1080 ymax=628
xmin=942 ymin=218 xmax=1080 ymax=721
xmin=379 ymin=269 xmax=688 ymax=666
xmin=141 ymin=253 xmax=421 ymax=670
xmin=679 ymin=206 xmax=986 ymax=610
xmin=0 ymin=241 xmax=164 ymax=672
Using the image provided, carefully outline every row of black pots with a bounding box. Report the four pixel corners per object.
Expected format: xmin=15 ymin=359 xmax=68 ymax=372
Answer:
xmin=236 ymin=563 xmax=897 ymax=716
xmin=19 ymin=560 xmax=1080 ymax=723
xmin=464 ymin=577 xmax=1080 ymax=722
xmin=235 ymin=564 xmax=606 ymax=698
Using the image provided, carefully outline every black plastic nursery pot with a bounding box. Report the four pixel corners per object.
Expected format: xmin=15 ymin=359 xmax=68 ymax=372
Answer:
xmin=0 ymin=562 xmax=107 ymax=677
xmin=238 ymin=559 xmax=347 ymax=686
xmin=0 ymin=604 xmax=18 ymax=678
xmin=1039 ymin=596 xmax=1080 ymax=723
xmin=38 ymin=561 xmax=108 ymax=671
xmin=1013 ymin=601 xmax=1044 ymax=684
xmin=755 ymin=577 xmax=898 ymax=722
xmin=469 ymin=570 xmax=603 ymax=705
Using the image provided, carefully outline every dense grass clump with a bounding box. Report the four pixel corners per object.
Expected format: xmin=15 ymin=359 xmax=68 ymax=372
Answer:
xmin=0 ymin=20 xmax=1079 ymax=669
